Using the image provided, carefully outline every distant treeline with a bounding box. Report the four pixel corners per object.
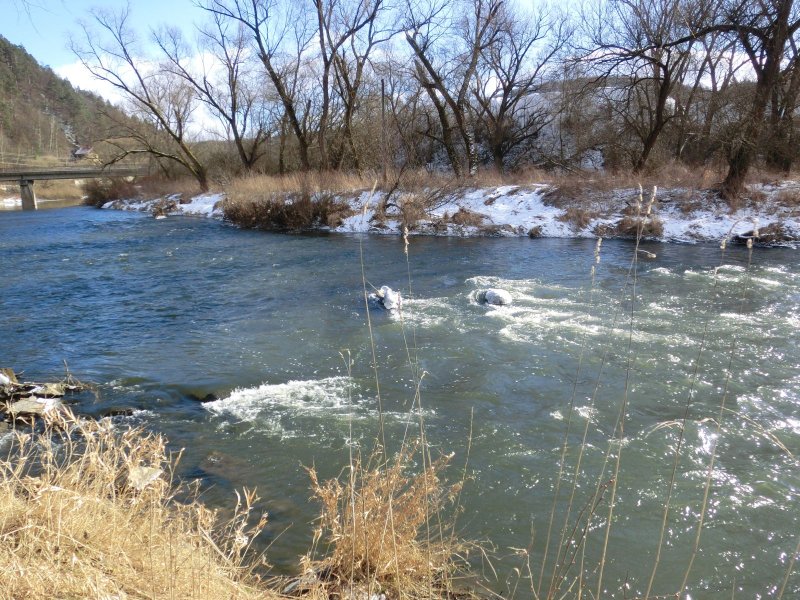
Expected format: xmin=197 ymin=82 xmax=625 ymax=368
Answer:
xmin=0 ymin=35 xmax=138 ymax=167
xmin=70 ymin=0 xmax=799 ymax=197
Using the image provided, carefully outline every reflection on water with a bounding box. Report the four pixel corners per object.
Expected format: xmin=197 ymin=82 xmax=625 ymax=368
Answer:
xmin=0 ymin=206 xmax=798 ymax=598
xmin=0 ymin=197 xmax=85 ymax=210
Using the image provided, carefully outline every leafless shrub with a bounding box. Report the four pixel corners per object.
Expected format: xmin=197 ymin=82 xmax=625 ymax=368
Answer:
xmin=223 ymin=193 xmax=352 ymax=231
xmin=558 ymin=206 xmax=601 ymax=231
xmin=450 ymin=207 xmax=486 ymax=227
xmin=82 ymin=178 xmax=139 ymax=207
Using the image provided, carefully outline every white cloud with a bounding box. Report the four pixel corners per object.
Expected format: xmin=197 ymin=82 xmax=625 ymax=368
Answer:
xmin=55 ymin=60 xmax=125 ymax=105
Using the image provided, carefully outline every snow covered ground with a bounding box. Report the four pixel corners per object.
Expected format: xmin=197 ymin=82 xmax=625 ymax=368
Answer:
xmin=101 ymin=183 xmax=800 ymax=246
xmin=103 ymin=193 xmax=225 ymax=219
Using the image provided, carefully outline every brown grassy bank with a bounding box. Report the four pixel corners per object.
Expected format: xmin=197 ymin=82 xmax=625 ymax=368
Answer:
xmin=0 ymin=409 xmax=468 ymax=600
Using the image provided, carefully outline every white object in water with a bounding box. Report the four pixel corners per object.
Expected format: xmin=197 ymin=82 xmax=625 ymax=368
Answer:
xmin=477 ymin=288 xmax=513 ymax=306
xmin=379 ymin=286 xmax=402 ymax=310
xmin=369 ymin=286 xmax=402 ymax=310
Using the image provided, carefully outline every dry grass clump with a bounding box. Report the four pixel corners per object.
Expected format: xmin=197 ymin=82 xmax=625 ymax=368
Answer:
xmin=224 ymin=193 xmax=353 ymax=231
xmin=608 ymin=214 xmax=665 ymax=238
xmin=449 ymin=207 xmax=486 ymax=227
xmin=773 ymin=186 xmax=800 ymax=207
xmin=558 ymin=205 xmax=601 ymax=231
xmin=734 ymin=221 xmax=798 ymax=245
xmin=35 ymin=179 xmax=85 ymax=201
xmin=301 ymin=447 xmax=468 ymax=600
xmin=82 ymin=177 xmax=139 ymax=207
xmin=228 ymin=172 xmax=376 ymax=200
xmin=224 ymin=172 xmax=358 ymax=230
xmin=136 ymin=176 xmax=208 ymax=201
xmin=0 ymin=411 xmax=271 ymax=600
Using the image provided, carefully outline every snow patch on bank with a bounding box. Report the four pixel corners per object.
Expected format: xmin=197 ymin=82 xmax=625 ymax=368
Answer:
xmin=102 ymin=182 xmax=800 ymax=246
xmin=335 ymin=184 xmax=573 ymax=237
xmin=102 ymin=192 xmax=225 ymax=219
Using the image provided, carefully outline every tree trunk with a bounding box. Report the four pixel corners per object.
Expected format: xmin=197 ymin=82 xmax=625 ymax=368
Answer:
xmin=721 ymin=81 xmax=771 ymax=199
xmin=722 ymin=0 xmax=793 ymax=200
xmin=278 ymin=115 xmax=288 ymax=175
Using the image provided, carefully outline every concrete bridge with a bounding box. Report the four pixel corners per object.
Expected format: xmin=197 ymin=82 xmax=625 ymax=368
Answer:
xmin=0 ymin=167 xmax=146 ymax=210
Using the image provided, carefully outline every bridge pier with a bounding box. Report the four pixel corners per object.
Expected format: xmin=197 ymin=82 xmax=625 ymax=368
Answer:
xmin=20 ymin=179 xmax=37 ymax=211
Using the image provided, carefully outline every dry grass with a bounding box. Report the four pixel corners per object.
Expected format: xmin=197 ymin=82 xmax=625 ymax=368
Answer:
xmin=449 ymin=207 xmax=486 ymax=227
xmin=224 ymin=193 xmax=353 ymax=231
xmin=0 ymin=402 xmax=472 ymax=600
xmin=302 ymin=447 xmax=468 ymax=600
xmin=602 ymin=214 xmax=665 ymax=238
xmin=82 ymin=178 xmax=139 ymax=207
xmin=227 ymin=172 xmax=377 ymax=201
xmin=224 ymin=172 xmax=361 ymax=230
xmin=0 ymin=411 xmax=271 ymax=600
xmin=546 ymin=162 xmax=723 ymax=206
xmin=35 ymin=179 xmax=85 ymax=201
xmin=773 ymin=187 xmax=800 ymax=207
xmin=557 ymin=206 xmax=601 ymax=231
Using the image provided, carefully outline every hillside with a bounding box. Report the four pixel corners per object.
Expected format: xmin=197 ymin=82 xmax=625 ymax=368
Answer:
xmin=0 ymin=35 xmax=131 ymax=167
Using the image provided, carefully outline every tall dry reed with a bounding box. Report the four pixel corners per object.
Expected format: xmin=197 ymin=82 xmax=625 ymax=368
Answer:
xmin=0 ymin=411 xmax=270 ymax=600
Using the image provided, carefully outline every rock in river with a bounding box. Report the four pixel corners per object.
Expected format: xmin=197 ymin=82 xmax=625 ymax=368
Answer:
xmin=369 ymin=285 xmax=402 ymax=311
xmin=477 ymin=288 xmax=513 ymax=306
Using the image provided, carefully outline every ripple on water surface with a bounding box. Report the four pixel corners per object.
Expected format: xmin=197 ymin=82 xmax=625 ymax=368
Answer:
xmin=1 ymin=211 xmax=799 ymax=597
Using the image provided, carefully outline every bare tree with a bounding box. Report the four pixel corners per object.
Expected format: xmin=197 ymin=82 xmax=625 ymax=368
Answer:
xmin=405 ymin=0 xmax=503 ymax=176
xmin=204 ymin=0 xmax=316 ymax=171
xmin=329 ymin=0 xmax=391 ymax=170
xmin=582 ymin=0 xmax=707 ymax=172
xmin=640 ymin=0 xmax=800 ymax=195
xmin=156 ymin=13 xmax=270 ymax=172
xmin=670 ymin=32 xmax=746 ymax=163
xmin=473 ymin=2 xmax=568 ymax=172
xmin=72 ymin=7 xmax=210 ymax=190
xmin=311 ymin=0 xmax=386 ymax=170
xmin=765 ymin=35 xmax=800 ymax=172
xmin=716 ymin=0 xmax=800 ymax=196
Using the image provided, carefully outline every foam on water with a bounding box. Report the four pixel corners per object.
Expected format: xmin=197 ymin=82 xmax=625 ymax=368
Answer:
xmin=206 ymin=376 xmax=357 ymax=423
xmin=204 ymin=376 xmax=433 ymax=437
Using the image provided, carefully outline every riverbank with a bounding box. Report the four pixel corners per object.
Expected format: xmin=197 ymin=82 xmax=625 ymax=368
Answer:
xmin=100 ymin=181 xmax=800 ymax=246
xmin=1 ymin=368 xmax=465 ymax=600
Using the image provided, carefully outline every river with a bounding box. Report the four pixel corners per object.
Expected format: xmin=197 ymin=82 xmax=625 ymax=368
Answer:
xmin=1 ymin=206 xmax=798 ymax=598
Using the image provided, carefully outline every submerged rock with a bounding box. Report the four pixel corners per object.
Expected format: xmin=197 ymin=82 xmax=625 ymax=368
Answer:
xmin=477 ymin=288 xmax=513 ymax=306
xmin=368 ymin=285 xmax=402 ymax=311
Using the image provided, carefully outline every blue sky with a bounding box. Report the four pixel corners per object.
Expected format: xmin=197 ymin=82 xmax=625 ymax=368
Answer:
xmin=1 ymin=0 xmax=203 ymax=69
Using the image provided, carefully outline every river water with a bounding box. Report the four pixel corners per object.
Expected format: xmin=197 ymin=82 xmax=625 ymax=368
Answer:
xmin=1 ymin=206 xmax=798 ymax=598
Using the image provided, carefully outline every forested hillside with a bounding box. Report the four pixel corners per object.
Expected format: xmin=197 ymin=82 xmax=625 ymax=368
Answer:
xmin=0 ymin=35 xmax=129 ymax=166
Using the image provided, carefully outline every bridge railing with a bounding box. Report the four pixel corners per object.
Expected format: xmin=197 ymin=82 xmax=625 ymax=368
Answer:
xmin=0 ymin=167 xmax=149 ymax=183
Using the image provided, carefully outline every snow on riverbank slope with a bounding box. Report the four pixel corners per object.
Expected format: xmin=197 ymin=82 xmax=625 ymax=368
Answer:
xmin=102 ymin=184 xmax=800 ymax=246
xmin=103 ymin=193 xmax=225 ymax=218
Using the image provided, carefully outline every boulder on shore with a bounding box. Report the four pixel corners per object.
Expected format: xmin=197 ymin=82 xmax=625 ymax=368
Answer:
xmin=477 ymin=288 xmax=513 ymax=306
xmin=7 ymin=396 xmax=63 ymax=420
